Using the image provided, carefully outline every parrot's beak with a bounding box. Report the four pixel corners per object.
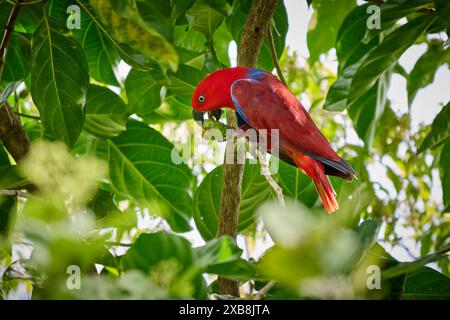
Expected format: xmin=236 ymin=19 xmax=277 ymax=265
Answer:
xmin=209 ymin=109 xmax=223 ymax=121
xmin=192 ymin=109 xmax=205 ymax=124
xmin=192 ymin=109 xmax=223 ymax=125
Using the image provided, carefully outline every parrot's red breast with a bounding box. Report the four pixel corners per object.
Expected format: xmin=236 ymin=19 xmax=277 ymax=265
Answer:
xmin=192 ymin=67 xmax=356 ymax=213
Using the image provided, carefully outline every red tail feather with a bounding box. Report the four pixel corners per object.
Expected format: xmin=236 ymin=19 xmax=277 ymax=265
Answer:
xmin=292 ymin=151 xmax=339 ymax=214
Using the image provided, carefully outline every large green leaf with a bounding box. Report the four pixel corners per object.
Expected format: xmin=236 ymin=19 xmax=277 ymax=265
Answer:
xmin=163 ymin=64 xmax=207 ymax=96
xmin=402 ymin=267 xmax=450 ymax=299
xmin=193 ymin=162 xmax=271 ymax=241
xmin=142 ymin=94 xmax=192 ymax=123
xmin=108 ymin=120 xmax=193 ymax=232
xmin=88 ymin=0 xmax=178 ymax=72
xmin=407 ymin=44 xmax=450 ymax=106
xmin=122 ymin=232 xmax=194 ymax=272
xmin=74 ymin=7 xmax=120 ymax=86
xmin=193 ymin=236 xmax=243 ymax=269
xmin=307 ymin=0 xmax=356 ymax=63
xmin=335 ymin=4 xmax=377 ymax=73
xmin=84 ymin=85 xmax=128 ymax=138
xmin=75 ymin=0 xmax=153 ymax=71
xmin=174 ymin=24 xmax=207 ymax=53
xmin=30 ymin=13 xmax=89 ymax=146
xmin=186 ymin=0 xmax=227 ymax=40
xmin=348 ymin=70 xmax=391 ymax=147
xmin=418 ymin=102 xmax=450 ymax=153
xmin=2 ymin=33 xmax=31 ymax=83
xmin=136 ymin=0 xmax=174 ymax=42
xmin=361 ymin=0 xmax=435 ymax=43
xmin=434 ymin=0 xmax=450 ymax=35
xmin=125 ymin=69 xmax=162 ymax=119
xmin=121 ymin=231 xmax=206 ymax=298
xmin=349 ymin=14 xmax=436 ymax=102
xmin=439 ymin=141 xmax=450 ymax=212
xmin=275 ymin=160 xmax=317 ymax=207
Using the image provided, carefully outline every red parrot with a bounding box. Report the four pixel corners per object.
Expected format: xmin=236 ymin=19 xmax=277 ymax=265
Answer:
xmin=192 ymin=67 xmax=356 ymax=213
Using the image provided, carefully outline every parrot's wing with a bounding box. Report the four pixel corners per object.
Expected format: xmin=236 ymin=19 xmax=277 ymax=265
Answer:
xmin=231 ymin=76 xmax=355 ymax=180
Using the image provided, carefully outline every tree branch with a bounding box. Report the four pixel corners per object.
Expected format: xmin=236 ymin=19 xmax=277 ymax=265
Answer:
xmin=0 ymin=1 xmax=31 ymax=164
xmin=253 ymin=280 xmax=276 ymax=300
xmin=0 ymin=0 xmax=23 ymax=80
xmin=217 ymin=0 xmax=279 ymax=297
xmin=0 ymin=189 xmax=29 ymax=198
xmin=0 ymin=103 xmax=30 ymax=162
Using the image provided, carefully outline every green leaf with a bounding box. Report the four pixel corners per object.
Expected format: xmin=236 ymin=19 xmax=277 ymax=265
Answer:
xmin=84 ymin=85 xmax=128 ymax=138
xmin=257 ymin=1 xmax=288 ymax=71
xmin=121 ymin=231 xmax=206 ymax=298
xmin=434 ymin=0 xmax=450 ymax=32
xmin=30 ymin=13 xmax=89 ymax=146
xmin=163 ymin=64 xmax=207 ymax=96
xmin=89 ymin=0 xmax=178 ymax=72
xmin=335 ymin=4 xmax=377 ymax=72
xmin=349 ymin=14 xmax=436 ymax=102
xmin=122 ymin=232 xmax=193 ymax=271
xmin=275 ymin=160 xmax=317 ymax=207
xmin=402 ymin=267 xmax=450 ymax=299
xmin=75 ymin=0 xmax=153 ymax=71
xmin=382 ymin=248 xmax=450 ymax=281
xmin=418 ymin=102 xmax=450 ymax=153
xmin=207 ymin=259 xmax=259 ymax=281
xmin=0 ymin=165 xmax=28 ymax=190
xmin=193 ymin=162 xmax=271 ymax=241
xmin=0 ymin=196 xmax=16 ymax=234
xmin=0 ymin=144 xmax=10 ymax=165
xmin=348 ymin=70 xmax=391 ymax=148
xmin=194 ymin=236 xmax=258 ymax=280
xmin=136 ymin=0 xmax=174 ymax=42
xmin=125 ymin=69 xmax=162 ymax=119
xmin=108 ymin=120 xmax=193 ymax=232
xmin=440 ymin=141 xmax=450 ymax=212
xmin=172 ymin=0 xmax=196 ymax=24
xmin=142 ymin=94 xmax=192 ymax=123
xmin=186 ymin=0 xmax=227 ymax=40
xmin=174 ymin=24 xmax=207 ymax=53
xmin=2 ymin=33 xmax=31 ymax=83
xmin=74 ymin=8 xmax=120 ymax=86
xmin=307 ymin=0 xmax=356 ymax=63
xmin=88 ymin=189 xmax=119 ymax=219
xmin=408 ymin=45 xmax=450 ymax=106
xmin=194 ymin=236 xmax=241 ymax=267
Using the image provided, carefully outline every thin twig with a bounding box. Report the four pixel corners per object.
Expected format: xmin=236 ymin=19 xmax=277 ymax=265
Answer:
xmin=0 ymin=0 xmax=23 ymax=81
xmin=14 ymin=112 xmax=40 ymax=120
xmin=253 ymin=280 xmax=276 ymax=300
xmin=0 ymin=189 xmax=29 ymax=198
xmin=255 ymin=149 xmax=285 ymax=207
xmin=268 ymin=25 xmax=287 ymax=86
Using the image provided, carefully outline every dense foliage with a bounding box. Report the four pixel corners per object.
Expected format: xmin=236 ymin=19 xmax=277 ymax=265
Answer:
xmin=0 ymin=0 xmax=449 ymax=299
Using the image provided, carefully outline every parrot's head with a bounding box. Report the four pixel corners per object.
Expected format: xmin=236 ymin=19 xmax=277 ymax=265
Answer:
xmin=192 ymin=67 xmax=249 ymax=123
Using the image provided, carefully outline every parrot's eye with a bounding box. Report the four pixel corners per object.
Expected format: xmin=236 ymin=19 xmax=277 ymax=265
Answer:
xmin=198 ymin=95 xmax=205 ymax=104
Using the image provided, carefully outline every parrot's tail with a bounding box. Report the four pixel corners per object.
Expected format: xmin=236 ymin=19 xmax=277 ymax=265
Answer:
xmin=313 ymin=172 xmax=339 ymax=214
xmin=292 ymin=152 xmax=339 ymax=214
